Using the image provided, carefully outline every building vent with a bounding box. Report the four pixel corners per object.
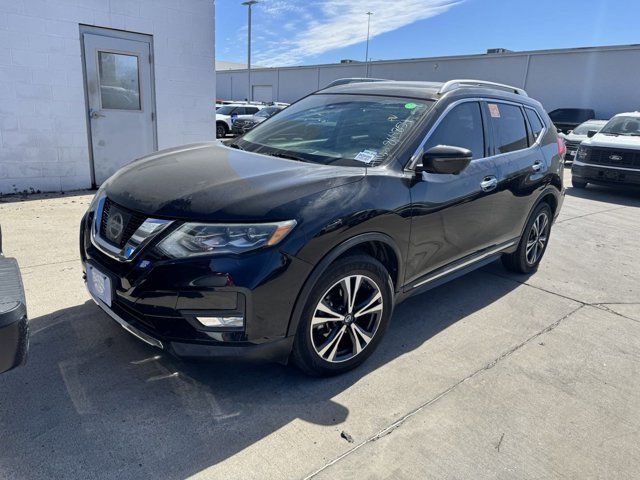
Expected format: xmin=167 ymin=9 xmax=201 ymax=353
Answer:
xmin=487 ymin=48 xmax=513 ymax=54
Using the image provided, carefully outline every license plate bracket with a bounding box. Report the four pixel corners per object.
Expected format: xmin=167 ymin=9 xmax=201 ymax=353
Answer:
xmin=87 ymin=264 xmax=113 ymax=307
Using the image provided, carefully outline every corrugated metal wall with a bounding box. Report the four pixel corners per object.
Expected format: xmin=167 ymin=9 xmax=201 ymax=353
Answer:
xmin=217 ymin=45 xmax=640 ymax=119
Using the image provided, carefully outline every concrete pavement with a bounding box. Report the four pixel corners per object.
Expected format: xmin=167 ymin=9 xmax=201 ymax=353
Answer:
xmin=0 ymin=171 xmax=638 ymax=479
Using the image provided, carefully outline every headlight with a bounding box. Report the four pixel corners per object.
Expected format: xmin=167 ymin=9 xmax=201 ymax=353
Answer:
xmin=576 ymin=146 xmax=588 ymax=161
xmin=156 ymin=220 xmax=297 ymax=258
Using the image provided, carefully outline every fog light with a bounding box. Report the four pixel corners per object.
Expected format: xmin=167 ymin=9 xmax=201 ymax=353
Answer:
xmin=196 ymin=315 xmax=244 ymax=328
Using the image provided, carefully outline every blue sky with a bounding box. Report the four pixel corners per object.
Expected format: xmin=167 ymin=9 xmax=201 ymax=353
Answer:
xmin=216 ymin=0 xmax=640 ymax=67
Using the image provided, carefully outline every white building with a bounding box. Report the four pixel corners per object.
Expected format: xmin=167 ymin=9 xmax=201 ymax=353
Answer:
xmin=217 ymin=44 xmax=640 ymax=119
xmin=0 ymin=0 xmax=215 ymax=194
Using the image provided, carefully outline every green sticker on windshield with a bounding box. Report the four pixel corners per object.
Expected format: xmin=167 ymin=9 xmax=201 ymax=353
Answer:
xmin=405 ymin=102 xmax=417 ymax=110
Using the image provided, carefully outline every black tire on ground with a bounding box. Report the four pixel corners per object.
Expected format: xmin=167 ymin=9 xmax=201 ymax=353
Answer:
xmin=502 ymin=202 xmax=553 ymax=274
xmin=291 ymin=254 xmax=393 ymax=377
xmin=572 ymin=178 xmax=587 ymax=189
xmin=216 ymin=122 xmax=228 ymax=138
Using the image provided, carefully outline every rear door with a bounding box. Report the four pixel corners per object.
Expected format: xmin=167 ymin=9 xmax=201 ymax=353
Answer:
xmin=487 ymin=101 xmax=548 ymax=242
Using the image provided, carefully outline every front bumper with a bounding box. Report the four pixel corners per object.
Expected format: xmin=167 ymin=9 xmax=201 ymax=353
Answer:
xmin=231 ymin=123 xmax=256 ymax=135
xmin=572 ymin=160 xmax=640 ymax=186
xmin=80 ymin=212 xmax=310 ymax=363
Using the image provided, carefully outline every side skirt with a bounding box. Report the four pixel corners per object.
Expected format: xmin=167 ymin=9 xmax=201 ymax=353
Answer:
xmin=397 ymin=239 xmax=518 ymax=303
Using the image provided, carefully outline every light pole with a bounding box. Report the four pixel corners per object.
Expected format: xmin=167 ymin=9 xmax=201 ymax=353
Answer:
xmin=242 ymin=1 xmax=258 ymax=101
xmin=365 ymin=11 xmax=373 ymax=77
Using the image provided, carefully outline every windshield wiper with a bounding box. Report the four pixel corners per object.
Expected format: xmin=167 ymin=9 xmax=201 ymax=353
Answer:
xmin=228 ymin=142 xmax=243 ymax=150
xmin=269 ymin=152 xmax=307 ymax=162
xmin=601 ymin=132 xmax=619 ymax=136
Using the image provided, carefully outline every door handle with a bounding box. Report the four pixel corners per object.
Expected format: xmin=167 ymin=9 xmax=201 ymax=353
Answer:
xmin=480 ymin=176 xmax=498 ymax=192
xmin=89 ymin=109 xmax=105 ymax=119
xmin=532 ymin=161 xmax=542 ymax=172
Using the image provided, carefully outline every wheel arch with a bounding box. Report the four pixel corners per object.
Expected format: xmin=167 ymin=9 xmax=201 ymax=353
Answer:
xmin=285 ymin=232 xmax=403 ymax=338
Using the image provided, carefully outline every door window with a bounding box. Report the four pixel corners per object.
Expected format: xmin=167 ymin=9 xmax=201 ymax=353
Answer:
xmin=423 ymin=102 xmax=485 ymax=159
xmin=245 ymin=107 xmax=259 ymax=114
xmin=525 ymin=108 xmax=544 ymax=143
xmin=98 ymin=52 xmax=141 ymax=110
xmin=488 ymin=103 xmax=528 ymax=154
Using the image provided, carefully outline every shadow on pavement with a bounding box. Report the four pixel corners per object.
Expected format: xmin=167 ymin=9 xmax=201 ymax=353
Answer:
xmin=0 ymin=267 xmax=521 ymax=479
xmin=566 ymin=184 xmax=640 ymax=207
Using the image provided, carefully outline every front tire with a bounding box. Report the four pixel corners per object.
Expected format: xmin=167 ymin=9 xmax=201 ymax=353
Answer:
xmin=292 ymin=255 xmax=393 ymax=377
xmin=216 ymin=122 xmax=228 ymax=138
xmin=502 ymin=203 xmax=552 ymax=274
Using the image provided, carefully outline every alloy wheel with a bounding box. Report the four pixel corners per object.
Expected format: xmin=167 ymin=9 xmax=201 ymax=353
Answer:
xmin=525 ymin=212 xmax=549 ymax=265
xmin=310 ymin=274 xmax=384 ymax=363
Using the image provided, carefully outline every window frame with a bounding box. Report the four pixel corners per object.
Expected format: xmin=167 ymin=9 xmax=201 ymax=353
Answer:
xmin=523 ymin=106 xmax=545 ymax=145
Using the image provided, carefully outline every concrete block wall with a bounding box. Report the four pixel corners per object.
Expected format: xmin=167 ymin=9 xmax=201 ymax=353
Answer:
xmin=0 ymin=0 xmax=215 ymax=194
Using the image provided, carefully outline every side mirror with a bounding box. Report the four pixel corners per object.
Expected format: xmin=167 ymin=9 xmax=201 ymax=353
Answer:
xmin=418 ymin=145 xmax=472 ymax=175
xmin=567 ymin=130 xmax=573 ymax=135
xmin=587 ymin=130 xmax=598 ymax=138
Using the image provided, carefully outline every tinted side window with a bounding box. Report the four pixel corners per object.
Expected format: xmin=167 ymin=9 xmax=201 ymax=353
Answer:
xmin=525 ymin=108 xmax=544 ymax=143
xmin=424 ymin=102 xmax=485 ymax=159
xmin=246 ymin=107 xmax=259 ymax=114
xmin=488 ymin=103 xmax=528 ymax=154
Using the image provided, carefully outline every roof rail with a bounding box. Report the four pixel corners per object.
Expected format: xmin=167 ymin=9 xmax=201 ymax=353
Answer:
xmin=438 ymin=79 xmax=528 ymax=97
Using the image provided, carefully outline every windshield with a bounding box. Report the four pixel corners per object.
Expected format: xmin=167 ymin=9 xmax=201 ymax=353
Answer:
xmin=235 ymin=94 xmax=434 ymax=167
xmin=573 ymin=121 xmax=606 ymax=135
xmin=255 ymin=107 xmax=279 ymax=118
xmin=600 ymin=116 xmax=640 ymax=136
xmin=217 ymin=106 xmax=237 ymax=115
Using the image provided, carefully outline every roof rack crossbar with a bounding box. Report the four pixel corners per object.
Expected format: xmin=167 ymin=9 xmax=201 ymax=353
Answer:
xmin=438 ymin=79 xmax=528 ymax=97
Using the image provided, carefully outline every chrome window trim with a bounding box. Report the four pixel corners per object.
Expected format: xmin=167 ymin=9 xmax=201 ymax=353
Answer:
xmin=405 ymin=97 xmax=547 ymax=171
xmin=573 ymin=159 xmax=640 ymax=172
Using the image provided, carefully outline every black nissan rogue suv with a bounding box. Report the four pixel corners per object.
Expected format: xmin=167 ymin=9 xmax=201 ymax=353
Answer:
xmin=80 ymin=79 xmax=565 ymax=376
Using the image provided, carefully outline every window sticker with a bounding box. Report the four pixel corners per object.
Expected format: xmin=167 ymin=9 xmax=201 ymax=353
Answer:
xmin=404 ymin=102 xmax=417 ymax=110
xmin=354 ymin=150 xmax=378 ymax=164
xmin=488 ymin=103 xmax=501 ymax=118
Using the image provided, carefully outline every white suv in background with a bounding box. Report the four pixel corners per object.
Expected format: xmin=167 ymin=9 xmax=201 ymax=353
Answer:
xmin=572 ymin=112 xmax=640 ymax=188
xmin=216 ymin=104 xmax=264 ymax=138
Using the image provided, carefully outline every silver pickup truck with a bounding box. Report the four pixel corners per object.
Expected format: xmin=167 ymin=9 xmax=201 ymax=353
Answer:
xmin=0 ymin=225 xmax=29 ymax=374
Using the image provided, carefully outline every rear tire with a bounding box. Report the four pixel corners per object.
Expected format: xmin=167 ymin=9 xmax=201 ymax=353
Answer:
xmin=572 ymin=178 xmax=587 ymax=189
xmin=502 ymin=203 xmax=552 ymax=274
xmin=291 ymin=255 xmax=393 ymax=377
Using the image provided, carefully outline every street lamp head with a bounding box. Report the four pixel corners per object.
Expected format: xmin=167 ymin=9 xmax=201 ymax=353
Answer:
xmin=242 ymin=1 xmax=258 ymax=5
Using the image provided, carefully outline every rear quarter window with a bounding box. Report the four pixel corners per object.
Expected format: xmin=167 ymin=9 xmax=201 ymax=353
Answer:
xmin=525 ymin=108 xmax=544 ymax=143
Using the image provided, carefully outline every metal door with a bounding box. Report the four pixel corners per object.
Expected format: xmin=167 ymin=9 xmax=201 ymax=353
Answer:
xmin=82 ymin=31 xmax=156 ymax=185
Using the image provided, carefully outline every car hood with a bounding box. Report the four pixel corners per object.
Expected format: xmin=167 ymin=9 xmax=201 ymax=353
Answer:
xmin=562 ymin=133 xmax=587 ymax=142
xmin=103 ymin=142 xmax=365 ymax=222
xmin=582 ymin=133 xmax=640 ymax=149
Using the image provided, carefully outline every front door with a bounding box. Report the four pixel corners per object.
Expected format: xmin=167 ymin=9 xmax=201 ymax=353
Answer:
xmin=82 ymin=30 xmax=156 ymax=185
xmin=405 ymin=100 xmax=506 ymax=285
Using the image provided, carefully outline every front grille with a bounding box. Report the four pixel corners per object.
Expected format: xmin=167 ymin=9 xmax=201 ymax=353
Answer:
xmin=99 ymin=198 xmax=147 ymax=248
xmin=586 ymin=147 xmax=640 ymax=169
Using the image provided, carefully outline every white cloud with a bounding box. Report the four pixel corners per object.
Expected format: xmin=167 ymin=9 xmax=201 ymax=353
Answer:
xmin=251 ymin=0 xmax=464 ymax=66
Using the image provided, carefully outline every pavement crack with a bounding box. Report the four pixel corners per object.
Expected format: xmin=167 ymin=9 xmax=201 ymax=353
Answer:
xmin=592 ymin=304 xmax=640 ymax=324
xmin=555 ymin=205 xmax=628 ymax=224
xmin=304 ymin=304 xmax=585 ymax=479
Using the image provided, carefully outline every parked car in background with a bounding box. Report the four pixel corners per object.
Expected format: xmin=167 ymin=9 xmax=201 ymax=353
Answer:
xmin=548 ymin=108 xmax=595 ymax=133
xmin=0 ymin=225 xmax=29 ymax=374
xmin=561 ymin=119 xmax=608 ymax=163
xmin=572 ymin=112 xmax=640 ymax=188
xmin=80 ymin=78 xmax=564 ymax=376
xmin=216 ymin=104 xmax=264 ymax=138
xmin=231 ymin=105 xmax=286 ymax=135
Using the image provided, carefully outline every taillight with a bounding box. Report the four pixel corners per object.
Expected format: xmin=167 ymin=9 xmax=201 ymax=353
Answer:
xmin=557 ymin=137 xmax=566 ymax=158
